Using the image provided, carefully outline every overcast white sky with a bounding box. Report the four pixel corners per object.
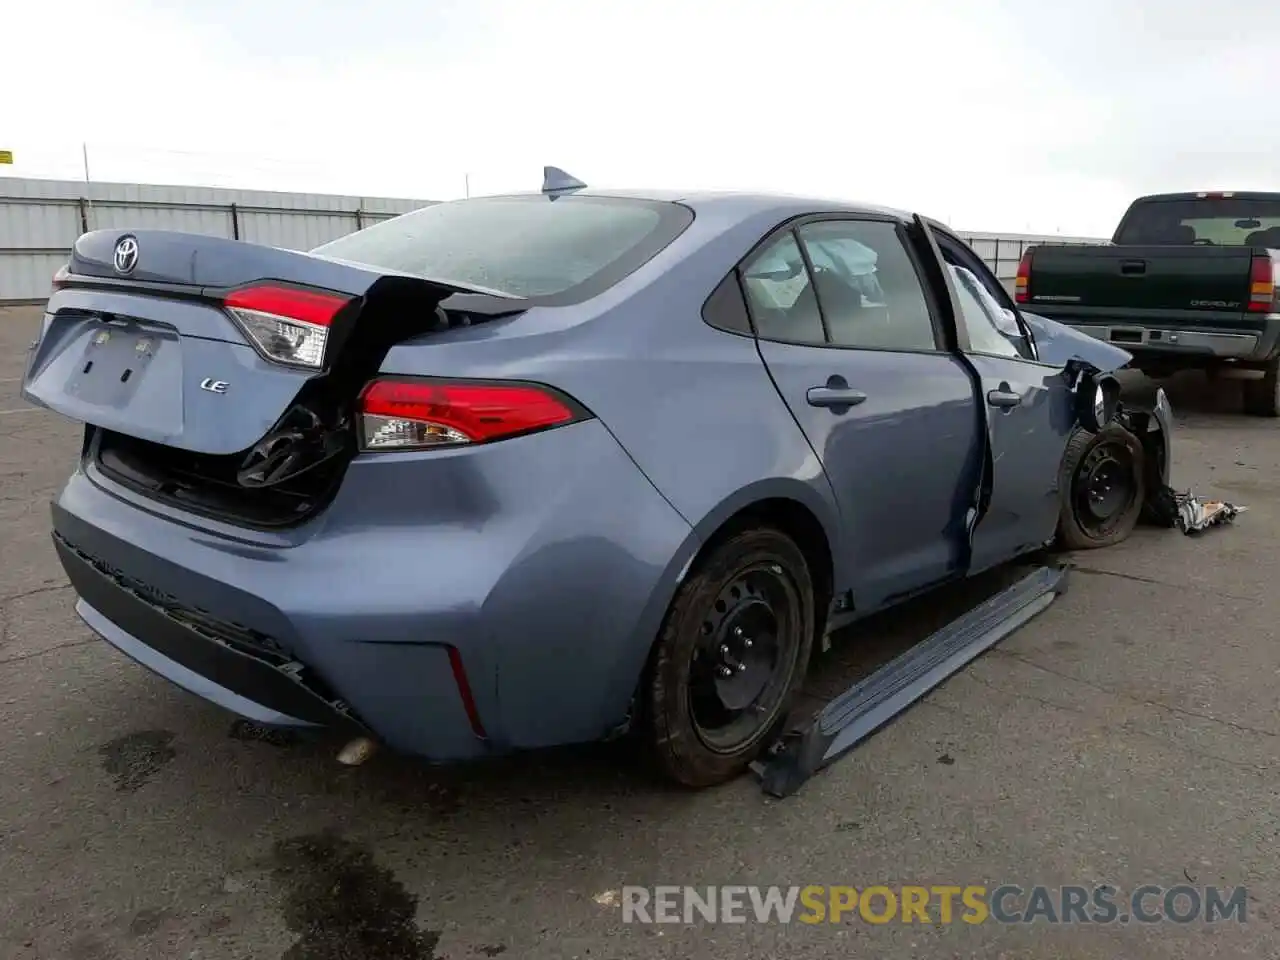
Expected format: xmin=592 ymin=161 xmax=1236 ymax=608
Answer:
xmin=6 ymin=0 xmax=1278 ymax=236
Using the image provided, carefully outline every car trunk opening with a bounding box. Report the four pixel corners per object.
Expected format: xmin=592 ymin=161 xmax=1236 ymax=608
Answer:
xmin=98 ymin=283 xmax=523 ymax=529
xmin=26 ymin=231 xmax=526 ymax=529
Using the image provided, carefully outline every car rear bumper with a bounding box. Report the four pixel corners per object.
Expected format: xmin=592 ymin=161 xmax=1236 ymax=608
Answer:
xmin=51 ymin=418 xmax=697 ymax=761
xmin=58 ymin=533 xmax=359 ymax=731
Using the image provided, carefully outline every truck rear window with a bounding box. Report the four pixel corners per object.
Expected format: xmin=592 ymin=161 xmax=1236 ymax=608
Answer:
xmin=1114 ymin=197 xmax=1280 ymax=246
xmin=311 ymin=194 xmax=693 ymax=303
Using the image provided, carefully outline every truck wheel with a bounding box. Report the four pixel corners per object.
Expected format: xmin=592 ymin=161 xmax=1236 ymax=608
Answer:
xmin=644 ymin=527 xmax=814 ymax=788
xmin=1057 ymin=424 xmax=1146 ymax=551
xmin=1242 ymin=358 xmax=1280 ymax=417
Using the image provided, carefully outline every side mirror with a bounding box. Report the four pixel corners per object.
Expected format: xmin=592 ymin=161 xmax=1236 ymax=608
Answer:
xmin=1076 ymin=370 xmax=1121 ymax=432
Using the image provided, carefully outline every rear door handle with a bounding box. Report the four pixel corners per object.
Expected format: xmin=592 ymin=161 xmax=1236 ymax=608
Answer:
xmin=987 ymin=388 xmax=1021 ymax=409
xmin=1120 ymin=259 xmax=1146 ymax=275
xmin=807 ymin=386 xmax=867 ymax=408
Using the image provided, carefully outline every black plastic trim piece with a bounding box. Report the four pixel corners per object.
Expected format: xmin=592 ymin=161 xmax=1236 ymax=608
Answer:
xmin=53 ymin=531 xmax=367 ymax=732
xmin=755 ymin=564 xmax=1069 ymax=798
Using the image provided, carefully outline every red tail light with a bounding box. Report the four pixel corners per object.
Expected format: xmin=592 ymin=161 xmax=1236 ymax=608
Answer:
xmin=222 ymin=283 xmax=353 ymax=368
xmin=51 ymin=264 xmax=70 ymax=290
xmin=357 ymin=378 xmax=587 ymax=450
xmin=1249 ymin=256 xmax=1276 ymax=313
xmin=448 ymin=646 xmax=487 ymax=739
xmin=1014 ymin=251 xmax=1033 ymax=304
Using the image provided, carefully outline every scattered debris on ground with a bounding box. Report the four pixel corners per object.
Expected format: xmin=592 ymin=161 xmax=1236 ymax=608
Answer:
xmin=1146 ymin=486 xmax=1246 ymax=535
xmin=1173 ymin=491 xmax=1246 ymax=533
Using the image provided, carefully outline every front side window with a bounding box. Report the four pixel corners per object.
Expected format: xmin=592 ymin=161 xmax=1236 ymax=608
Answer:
xmin=935 ymin=232 xmax=1036 ymax=361
xmin=949 ymin=264 xmax=1024 ymax=359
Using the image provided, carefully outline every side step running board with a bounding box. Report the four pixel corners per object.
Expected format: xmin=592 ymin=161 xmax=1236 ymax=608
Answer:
xmin=754 ymin=564 xmax=1070 ymax=798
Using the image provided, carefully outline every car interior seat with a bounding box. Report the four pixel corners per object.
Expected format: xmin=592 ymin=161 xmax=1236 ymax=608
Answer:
xmin=811 ymin=268 xmax=865 ymax=334
xmin=784 ymin=279 xmax=824 ymax=338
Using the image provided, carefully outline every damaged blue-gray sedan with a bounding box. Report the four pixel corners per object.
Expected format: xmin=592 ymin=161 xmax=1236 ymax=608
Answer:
xmin=23 ymin=171 xmax=1172 ymax=789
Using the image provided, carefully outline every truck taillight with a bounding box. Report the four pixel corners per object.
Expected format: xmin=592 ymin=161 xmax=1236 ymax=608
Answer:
xmin=1248 ymin=256 xmax=1276 ymax=313
xmin=357 ymin=378 xmax=589 ymax=451
xmin=223 ymin=283 xmax=353 ymax=368
xmin=1014 ymin=251 xmax=1033 ymax=304
xmin=51 ymin=264 xmax=70 ymax=290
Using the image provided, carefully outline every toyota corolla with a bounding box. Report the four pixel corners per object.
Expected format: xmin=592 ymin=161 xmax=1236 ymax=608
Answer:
xmin=23 ymin=175 xmax=1171 ymax=787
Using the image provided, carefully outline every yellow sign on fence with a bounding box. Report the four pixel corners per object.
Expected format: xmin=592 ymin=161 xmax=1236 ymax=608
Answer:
xmin=0 ymin=150 xmax=12 ymax=164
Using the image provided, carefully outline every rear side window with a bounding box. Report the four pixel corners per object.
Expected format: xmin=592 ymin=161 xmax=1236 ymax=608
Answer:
xmin=312 ymin=195 xmax=693 ymax=303
xmin=1115 ymin=197 xmax=1280 ymax=246
xmin=702 ymin=272 xmax=753 ymax=336
xmin=796 ymin=220 xmax=938 ymax=352
xmin=741 ymin=232 xmax=826 ymax=344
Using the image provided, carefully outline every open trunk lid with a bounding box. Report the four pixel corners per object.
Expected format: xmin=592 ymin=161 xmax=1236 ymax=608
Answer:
xmin=23 ymin=229 xmax=493 ymax=457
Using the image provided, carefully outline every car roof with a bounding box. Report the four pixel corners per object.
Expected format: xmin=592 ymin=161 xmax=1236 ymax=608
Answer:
xmin=480 ymin=187 xmax=917 ymax=223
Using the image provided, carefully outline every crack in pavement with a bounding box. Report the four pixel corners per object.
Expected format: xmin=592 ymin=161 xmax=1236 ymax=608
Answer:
xmin=991 ymin=649 xmax=1280 ymax=739
xmin=0 ymin=637 xmax=96 ymax=666
xmin=966 ymin=672 xmax=1272 ymax=776
xmin=1069 ymin=564 xmax=1258 ymax=603
xmin=0 ymin=582 xmax=71 ymax=606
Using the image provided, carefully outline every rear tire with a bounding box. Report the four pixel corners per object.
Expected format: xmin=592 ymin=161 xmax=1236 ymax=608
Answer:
xmin=1242 ymin=357 xmax=1280 ymax=417
xmin=644 ymin=527 xmax=814 ymax=788
xmin=1056 ymin=424 xmax=1146 ymax=550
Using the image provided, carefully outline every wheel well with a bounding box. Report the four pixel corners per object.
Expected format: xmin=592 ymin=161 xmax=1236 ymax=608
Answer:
xmin=626 ymin=497 xmax=835 ymax=737
xmin=700 ymin=497 xmax=835 ymax=631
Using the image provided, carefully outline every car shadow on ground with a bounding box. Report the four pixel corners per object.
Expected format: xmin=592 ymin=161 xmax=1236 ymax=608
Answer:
xmin=1144 ymin=367 xmax=1261 ymax=418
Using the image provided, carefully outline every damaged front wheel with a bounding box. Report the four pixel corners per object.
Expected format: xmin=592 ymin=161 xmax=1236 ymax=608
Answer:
xmin=1056 ymin=423 xmax=1146 ymax=551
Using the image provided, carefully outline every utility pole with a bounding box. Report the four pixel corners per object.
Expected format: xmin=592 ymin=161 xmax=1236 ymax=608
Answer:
xmin=464 ymin=172 xmax=470 ymax=198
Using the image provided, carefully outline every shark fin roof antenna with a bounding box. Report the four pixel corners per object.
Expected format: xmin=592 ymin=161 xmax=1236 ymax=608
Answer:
xmin=541 ymin=166 xmax=587 ymax=198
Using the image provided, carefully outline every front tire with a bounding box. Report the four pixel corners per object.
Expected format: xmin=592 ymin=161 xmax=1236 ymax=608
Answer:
xmin=644 ymin=527 xmax=815 ymax=788
xmin=1056 ymin=423 xmax=1146 ymax=550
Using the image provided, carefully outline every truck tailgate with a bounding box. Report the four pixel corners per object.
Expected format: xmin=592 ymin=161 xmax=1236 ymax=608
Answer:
xmin=1028 ymin=244 xmax=1254 ymax=318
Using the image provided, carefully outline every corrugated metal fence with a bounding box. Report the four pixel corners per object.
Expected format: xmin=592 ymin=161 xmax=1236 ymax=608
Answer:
xmin=0 ymin=177 xmax=435 ymax=302
xmin=959 ymin=232 xmax=1105 ymax=285
xmin=1 ymin=176 xmax=1104 ymax=303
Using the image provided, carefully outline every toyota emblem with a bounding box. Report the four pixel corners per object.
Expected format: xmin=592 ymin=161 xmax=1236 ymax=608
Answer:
xmin=113 ymin=235 xmax=139 ymax=275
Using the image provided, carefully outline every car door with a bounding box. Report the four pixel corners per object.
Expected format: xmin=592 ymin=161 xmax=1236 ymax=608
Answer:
xmin=743 ymin=217 xmax=982 ymax=612
xmin=923 ymin=224 xmax=1076 ymax=574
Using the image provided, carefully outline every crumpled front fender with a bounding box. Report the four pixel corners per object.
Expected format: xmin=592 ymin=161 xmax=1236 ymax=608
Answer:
xmin=1117 ymin=381 xmax=1174 ymax=488
xmin=1022 ymin=310 xmax=1172 ymax=486
xmin=1022 ymin=311 xmax=1133 ymax=373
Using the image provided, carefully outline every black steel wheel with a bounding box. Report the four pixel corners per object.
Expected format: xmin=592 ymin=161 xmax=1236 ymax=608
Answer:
xmin=644 ymin=527 xmax=815 ymax=788
xmin=1056 ymin=423 xmax=1146 ymax=550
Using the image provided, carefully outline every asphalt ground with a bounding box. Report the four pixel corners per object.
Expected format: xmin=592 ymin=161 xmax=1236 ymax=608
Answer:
xmin=1 ymin=303 xmax=1276 ymax=959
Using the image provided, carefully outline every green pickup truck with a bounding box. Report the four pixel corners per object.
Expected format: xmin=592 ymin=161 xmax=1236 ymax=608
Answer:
xmin=1015 ymin=191 xmax=1280 ymax=416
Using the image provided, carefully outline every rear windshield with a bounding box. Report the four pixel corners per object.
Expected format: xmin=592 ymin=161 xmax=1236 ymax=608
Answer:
xmin=311 ymin=194 xmax=693 ymax=302
xmin=1114 ymin=197 xmax=1280 ymax=246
